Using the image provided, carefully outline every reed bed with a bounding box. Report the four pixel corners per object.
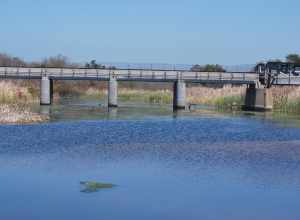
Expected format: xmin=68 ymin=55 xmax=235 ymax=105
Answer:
xmin=0 ymin=81 xmax=46 ymax=123
xmin=118 ymin=89 xmax=172 ymax=104
xmin=271 ymin=86 xmax=300 ymax=113
xmin=187 ymin=85 xmax=246 ymax=107
xmin=0 ymin=81 xmax=38 ymax=104
xmin=80 ymin=88 xmax=172 ymax=104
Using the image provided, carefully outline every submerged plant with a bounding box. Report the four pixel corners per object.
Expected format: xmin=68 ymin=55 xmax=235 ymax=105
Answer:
xmin=80 ymin=181 xmax=116 ymax=193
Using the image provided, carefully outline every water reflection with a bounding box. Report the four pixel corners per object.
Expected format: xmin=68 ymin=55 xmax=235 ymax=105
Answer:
xmin=107 ymin=107 xmax=118 ymax=120
xmin=40 ymin=105 xmax=51 ymax=115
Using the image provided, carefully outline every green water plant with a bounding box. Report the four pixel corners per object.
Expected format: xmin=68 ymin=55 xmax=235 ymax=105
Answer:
xmin=214 ymin=96 xmax=244 ymax=110
xmin=80 ymin=181 xmax=116 ymax=193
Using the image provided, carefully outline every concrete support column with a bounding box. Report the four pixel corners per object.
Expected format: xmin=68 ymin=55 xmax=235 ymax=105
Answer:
xmin=40 ymin=76 xmax=53 ymax=105
xmin=108 ymin=75 xmax=118 ymax=107
xmin=244 ymin=84 xmax=273 ymax=111
xmin=173 ymin=80 xmax=186 ymax=110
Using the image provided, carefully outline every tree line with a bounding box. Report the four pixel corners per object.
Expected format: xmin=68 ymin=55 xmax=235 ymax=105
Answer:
xmin=1 ymin=52 xmax=300 ymax=71
xmin=0 ymin=53 xmax=115 ymax=69
xmin=190 ymin=64 xmax=226 ymax=72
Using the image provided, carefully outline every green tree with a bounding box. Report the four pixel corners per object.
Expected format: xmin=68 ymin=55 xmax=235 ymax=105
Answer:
xmin=286 ymin=54 xmax=300 ymax=64
xmin=85 ymin=60 xmax=105 ymax=69
xmin=191 ymin=64 xmax=226 ymax=72
xmin=41 ymin=54 xmax=69 ymax=68
xmin=0 ymin=53 xmax=26 ymax=67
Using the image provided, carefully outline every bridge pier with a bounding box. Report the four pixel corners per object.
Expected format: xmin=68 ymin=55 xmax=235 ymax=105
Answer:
xmin=173 ymin=80 xmax=186 ymax=110
xmin=40 ymin=76 xmax=53 ymax=105
xmin=108 ymin=75 xmax=118 ymax=107
xmin=244 ymin=84 xmax=273 ymax=111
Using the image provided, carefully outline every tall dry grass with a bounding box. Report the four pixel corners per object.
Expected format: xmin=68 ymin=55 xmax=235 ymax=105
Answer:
xmin=0 ymin=81 xmax=38 ymax=104
xmin=187 ymin=85 xmax=246 ymax=106
xmin=0 ymin=81 xmax=45 ymax=123
xmin=82 ymin=88 xmax=172 ymax=104
xmin=271 ymin=86 xmax=300 ymax=113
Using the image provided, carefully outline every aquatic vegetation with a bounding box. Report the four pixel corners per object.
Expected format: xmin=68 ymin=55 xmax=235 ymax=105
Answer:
xmin=80 ymin=181 xmax=116 ymax=193
xmin=214 ymin=96 xmax=244 ymax=110
xmin=117 ymin=89 xmax=172 ymax=104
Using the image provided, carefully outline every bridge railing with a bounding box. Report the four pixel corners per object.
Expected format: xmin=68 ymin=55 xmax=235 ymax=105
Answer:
xmin=0 ymin=67 xmax=258 ymax=83
xmin=273 ymin=74 xmax=300 ymax=85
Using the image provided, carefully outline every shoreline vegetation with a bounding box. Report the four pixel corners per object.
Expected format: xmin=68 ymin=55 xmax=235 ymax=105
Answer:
xmin=1 ymin=79 xmax=300 ymax=123
xmin=1 ymin=52 xmax=300 ymax=123
xmin=0 ymin=81 xmax=48 ymax=124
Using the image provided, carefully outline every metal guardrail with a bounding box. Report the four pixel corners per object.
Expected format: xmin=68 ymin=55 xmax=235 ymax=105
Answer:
xmin=274 ymin=74 xmax=300 ymax=85
xmin=0 ymin=67 xmax=258 ymax=83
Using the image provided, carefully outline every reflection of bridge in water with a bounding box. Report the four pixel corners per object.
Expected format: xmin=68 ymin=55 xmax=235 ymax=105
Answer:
xmin=1 ymin=65 xmax=300 ymax=110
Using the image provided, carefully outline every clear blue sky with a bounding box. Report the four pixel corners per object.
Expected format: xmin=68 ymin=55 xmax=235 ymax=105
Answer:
xmin=1 ymin=0 xmax=299 ymax=65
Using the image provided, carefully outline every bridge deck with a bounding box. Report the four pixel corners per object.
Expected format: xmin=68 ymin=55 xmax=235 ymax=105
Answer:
xmin=0 ymin=67 xmax=258 ymax=85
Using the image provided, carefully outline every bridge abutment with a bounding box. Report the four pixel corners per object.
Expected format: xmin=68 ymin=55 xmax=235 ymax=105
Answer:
xmin=244 ymin=84 xmax=273 ymax=111
xmin=173 ymin=80 xmax=186 ymax=110
xmin=40 ymin=76 xmax=53 ymax=105
xmin=108 ymin=75 xmax=118 ymax=107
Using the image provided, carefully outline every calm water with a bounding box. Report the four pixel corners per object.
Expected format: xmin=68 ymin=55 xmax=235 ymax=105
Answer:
xmin=1 ymin=98 xmax=300 ymax=220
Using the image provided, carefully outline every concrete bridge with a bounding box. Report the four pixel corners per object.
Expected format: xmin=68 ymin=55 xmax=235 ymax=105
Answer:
xmin=0 ymin=66 xmax=296 ymax=110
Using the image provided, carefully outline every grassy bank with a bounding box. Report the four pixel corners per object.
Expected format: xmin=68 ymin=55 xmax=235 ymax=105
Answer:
xmin=0 ymin=81 xmax=48 ymax=124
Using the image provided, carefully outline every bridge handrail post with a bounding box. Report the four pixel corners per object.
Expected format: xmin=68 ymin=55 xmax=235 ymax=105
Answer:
xmin=164 ymin=72 xmax=167 ymax=80
xmin=152 ymin=71 xmax=155 ymax=79
xmin=84 ymin=68 xmax=87 ymax=77
xmin=219 ymin=72 xmax=222 ymax=81
xmin=4 ymin=67 xmax=7 ymax=77
xmin=243 ymin=73 xmax=245 ymax=81
xmin=96 ymin=69 xmax=99 ymax=79
xmin=28 ymin=68 xmax=31 ymax=77
xmin=139 ymin=70 xmax=142 ymax=78
xmin=60 ymin=68 xmax=63 ymax=77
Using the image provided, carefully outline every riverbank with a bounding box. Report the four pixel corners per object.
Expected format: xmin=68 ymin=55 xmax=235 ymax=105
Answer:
xmin=0 ymin=81 xmax=48 ymax=124
xmin=0 ymin=104 xmax=48 ymax=124
xmin=1 ymin=79 xmax=300 ymax=122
